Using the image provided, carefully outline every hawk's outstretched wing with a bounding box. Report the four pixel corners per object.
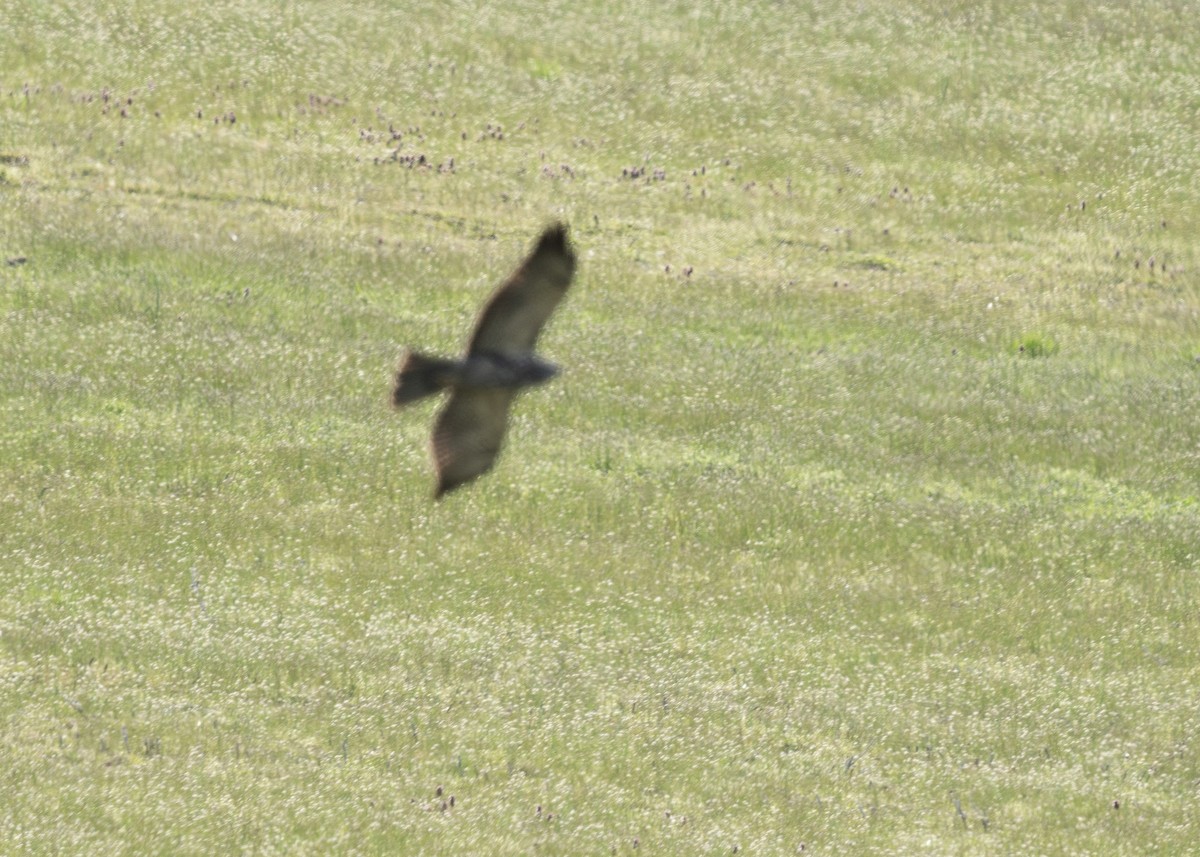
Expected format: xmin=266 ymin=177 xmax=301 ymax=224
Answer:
xmin=467 ymin=223 xmax=575 ymax=355
xmin=431 ymin=387 xmax=517 ymax=498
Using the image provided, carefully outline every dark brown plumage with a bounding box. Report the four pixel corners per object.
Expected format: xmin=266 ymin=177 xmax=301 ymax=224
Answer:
xmin=392 ymin=223 xmax=576 ymax=498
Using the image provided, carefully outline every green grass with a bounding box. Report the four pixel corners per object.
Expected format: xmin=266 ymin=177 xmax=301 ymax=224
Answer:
xmin=2 ymin=0 xmax=1199 ymax=853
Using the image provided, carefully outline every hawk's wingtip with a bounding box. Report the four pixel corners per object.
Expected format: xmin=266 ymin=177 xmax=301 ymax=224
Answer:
xmin=540 ymin=221 xmax=570 ymax=247
xmin=537 ymin=222 xmax=575 ymax=272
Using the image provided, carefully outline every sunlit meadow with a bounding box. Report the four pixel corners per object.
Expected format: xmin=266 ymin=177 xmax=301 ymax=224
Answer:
xmin=2 ymin=0 xmax=1198 ymax=853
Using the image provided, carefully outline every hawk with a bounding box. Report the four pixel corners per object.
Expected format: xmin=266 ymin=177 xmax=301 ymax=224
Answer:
xmin=392 ymin=223 xmax=576 ymax=498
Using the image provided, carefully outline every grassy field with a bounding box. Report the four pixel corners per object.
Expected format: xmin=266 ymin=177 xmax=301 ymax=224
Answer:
xmin=2 ymin=0 xmax=1198 ymax=853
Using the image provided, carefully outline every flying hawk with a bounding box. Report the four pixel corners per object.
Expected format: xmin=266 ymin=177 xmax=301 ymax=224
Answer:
xmin=393 ymin=223 xmax=576 ymax=498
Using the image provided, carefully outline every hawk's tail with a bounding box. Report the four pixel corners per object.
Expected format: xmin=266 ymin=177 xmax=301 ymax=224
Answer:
xmin=392 ymin=351 xmax=458 ymax=407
